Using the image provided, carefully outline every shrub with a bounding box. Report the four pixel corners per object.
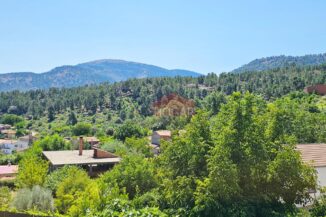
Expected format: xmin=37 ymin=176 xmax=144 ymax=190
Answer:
xmin=0 ymin=179 xmax=15 ymax=189
xmin=72 ymin=122 xmax=91 ymax=136
xmin=12 ymin=185 xmax=54 ymax=212
xmin=113 ymin=120 xmax=145 ymax=141
xmin=101 ymin=140 xmax=125 ymax=154
xmin=35 ymin=134 xmax=71 ymax=151
xmin=310 ymin=187 xmax=326 ymax=217
xmin=0 ymin=186 xmax=11 ymax=208
xmin=44 ymin=166 xmax=82 ymax=194
xmin=101 ymin=155 xmax=157 ymax=199
xmin=55 ymin=167 xmax=91 ymax=214
xmin=0 ymin=114 xmax=24 ymax=125
xmin=0 ymin=152 xmax=22 ymax=165
xmin=16 ymin=145 xmax=48 ymax=188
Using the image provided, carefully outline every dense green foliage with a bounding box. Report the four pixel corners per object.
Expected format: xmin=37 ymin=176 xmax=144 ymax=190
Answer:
xmin=0 ymin=114 xmax=24 ymax=125
xmin=233 ymin=53 xmax=326 ymax=73
xmin=35 ymin=134 xmax=71 ymax=151
xmin=72 ymin=122 xmax=92 ymax=136
xmin=113 ymin=120 xmax=146 ymax=141
xmin=44 ymin=166 xmax=81 ymax=193
xmin=0 ymin=65 xmax=325 ymax=120
xmin=0 ymin=187 xmax=11 ymax=209
xmin=101 ymin=155 xmax=157 ymax=199
xmin=0 ymin=152 xmax=23 ymax=165
xmin=55 ymin=167 xmax=92 ymax=215
xmin=1 ymin=90 xmax=323 ymax=216
xmin=158 ymin=93 xmax=318 ymax=216
xmin=16 ymin=145 xmax=49 ymax=188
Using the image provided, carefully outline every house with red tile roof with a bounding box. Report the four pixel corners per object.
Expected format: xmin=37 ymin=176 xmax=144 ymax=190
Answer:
xmin=304 ymin=84 xmax=326 ymax=95
xmin=297 ymin=143 xmax=326 ymax=188
xmin=0 ymin=165 xmax=18 ymax=180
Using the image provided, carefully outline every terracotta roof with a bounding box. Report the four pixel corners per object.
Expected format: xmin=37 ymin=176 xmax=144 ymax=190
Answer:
xmin=0 ymin=165 xmax=18 ymax=175
xmin=154 ymin=130 xmax=171 ymax=137
xmin=297 ymin=144 xmax=326 ymax=167
xmin=304 ymin=84 xmax=326 ymax=95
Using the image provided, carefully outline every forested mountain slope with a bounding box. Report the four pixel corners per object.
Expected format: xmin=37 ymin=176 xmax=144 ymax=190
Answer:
xmin=233 ymin=53 xmax=326 ymax=73
xmin=0 ymin=59 xmax=201 ymax=91
xmin=0 ymin=64 xmax=325 ymax=118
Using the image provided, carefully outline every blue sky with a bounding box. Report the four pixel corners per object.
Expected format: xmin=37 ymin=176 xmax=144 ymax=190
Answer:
xmin=0 ymin=0 xmax=325 ymax=74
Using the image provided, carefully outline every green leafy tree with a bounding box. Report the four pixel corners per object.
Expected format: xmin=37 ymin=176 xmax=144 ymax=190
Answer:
xmin=114 ymin=120 xmax=145 ymax=141
xmin=310 ymin=187 xmax=326 ymax=217
xmin=47 ymin=105 xmax=55 ymax=122
xmin=55 ymin=167 xmax=92 ymax=214
xmin=67 ymin=181 xmax=100 ymax=217
xmin=0 ymin=114 xmax=24 ymax=125
xmin=67 ymin=111 xmax=78 ymax=126
xmin=192 ymin=92 xmax=317 ymax=216
xmin=16 ymin=145 xmax=49 ymax=188
xmin=72 ymin=122 xmax=91 ymax=136
xmin=35 ymin=134 xmax=71 ymax=151
xmin=101 ymin=155 xmax=157 ymax=199
xmin=158 ymin=92 xmax=317 ymax=216
xmin=125 ymin=137 xmax=153 ymax=157
xmin=44 ymin=165 xmax=80 ymax=193
xmin=159 ymin=111 xmax=212 ymax=178
xmin=203 ymin=91 xmax=226 ymax=115
xmin=0 ymin=186 xmax=11 ymax=209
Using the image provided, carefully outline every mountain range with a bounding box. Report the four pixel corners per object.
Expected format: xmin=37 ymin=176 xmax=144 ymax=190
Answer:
xmin=0 ymin=60 xmax=201 ymax=92
xmin=232 ymin=53 xmax=326 ymax=73
xmin=1 ymin=53 xmax=326 ymax=92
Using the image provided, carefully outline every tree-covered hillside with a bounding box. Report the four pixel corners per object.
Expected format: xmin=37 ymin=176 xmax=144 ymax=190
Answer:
xmin=0 ymin=64 xmax=325 ymax=118
xmin=233 ymin=53 xmax=326 ymax=73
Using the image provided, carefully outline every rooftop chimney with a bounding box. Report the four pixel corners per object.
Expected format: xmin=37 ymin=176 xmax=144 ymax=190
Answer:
xmin=79 ymin=136 xmax=83 ymax=156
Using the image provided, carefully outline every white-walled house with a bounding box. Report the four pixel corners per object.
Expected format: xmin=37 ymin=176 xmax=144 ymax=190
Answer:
xmin=0 ymin=135 xmax=34 ymax=154
xmin=297 ymin=144 xmax=326 ymax=188
xmin=0 ymin=139 xmax=17 ymax=154
xmin=15 ymin=135 xmax=34 ymax=152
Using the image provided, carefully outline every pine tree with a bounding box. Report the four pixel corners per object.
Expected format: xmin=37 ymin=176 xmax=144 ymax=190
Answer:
xmin=67 ymin=111 xmax=78 ymax=126
xmin=47 ymin=106 xmax=55 ymax=122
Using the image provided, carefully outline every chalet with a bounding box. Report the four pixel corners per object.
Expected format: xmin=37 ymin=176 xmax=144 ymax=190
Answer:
xmin=151 ymin=130 xmax=171 ymax=146
xmin=0 ymin=165 xmax=18 ymax=181
xmin=43 ymin=137 xmax=120 ymax=176
xmin=297 ymin=144 xmax=326 ymax=188
xmin=304 ymin=84 xmax=326 ymax=96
